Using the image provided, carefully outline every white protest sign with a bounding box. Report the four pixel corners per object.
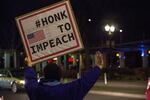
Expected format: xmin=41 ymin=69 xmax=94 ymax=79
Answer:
xmin=16 ymin=0 xmax=84 ymax=64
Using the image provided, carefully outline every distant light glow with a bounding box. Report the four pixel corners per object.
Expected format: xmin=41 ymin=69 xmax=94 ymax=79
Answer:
xmin=105 ymin=24 xmax=115 ymax=33
xmin=120 ymin=29 xmax=123 ymax=32
xmin=71 ymin=55 xmax=74 ymax=58
xmin=110 ymin=25 xmax=115 ymax=32
xmin=76 ymin=59 xmax=79 ymax=62
xmin=141 ymin=49 xmax=148 ymax=57
xmin=53 ymin=57 xmax=57 ymax=60
xmin=88 ymin=19 xmax=91 ymax=22
xmin=19 ymin=80 xmax=25 ymax=84
xmin=148 ymin=50 xmax=150 ymax=54
xmin=116 ymin=53 xmax=126 ymax=59
xmin=141 ymin=49 xmax=144 ymax=57
xmin=116 ymin=53 xmax=120 ymax=57
xmin=105 ymin=24 xmax=110 ymax=32
xmin=141 ymin=52 xmax=144 ymax=57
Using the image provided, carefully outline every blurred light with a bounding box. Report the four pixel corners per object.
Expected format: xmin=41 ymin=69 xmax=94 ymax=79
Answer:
xmin=140 ymin=48 xmax=148 ymax=57
xmin=141 ymin=52 xmax=144 ymax=57
xmin=110 ymin=25 xmax=115 ymax=32
xmin=116 ymin=53 xmax=126 ymax=59
xmin=20 ymin=52 xmax=23 ymax=55
xmin=71 ymin=55 xmax=74 ymax=58
xmin=105 ymin=24 xmax=115 ymax=35
xmin=88 ymin=19 xmax=91 ymax=22
xmin=141 ymin=49 xmax=145 ymax=57
xmin=148 ymin=50 xmax=150 ymax=54
xmin=116 ymin=53 xmax=120 ymax=57
xmin=19 ymin=80 xmax=25 ymax=84
xmin=76 ymin=59 xmax=79 ymax=62
xmin=53 ymin=57 xmax=58 ymax=60
xmin=120 ymin=29 xmax=123 ymax=32
xmin=105 ymin=24 xmax=110 ymax=32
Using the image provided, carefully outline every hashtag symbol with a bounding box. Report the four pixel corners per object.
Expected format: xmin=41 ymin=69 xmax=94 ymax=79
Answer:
xmin=35 ymin=20 xmax=41 ymax=28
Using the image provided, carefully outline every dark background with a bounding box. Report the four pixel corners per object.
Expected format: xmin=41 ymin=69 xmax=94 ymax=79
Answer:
xmin=0 ymin=0 xmax=150 ymax=49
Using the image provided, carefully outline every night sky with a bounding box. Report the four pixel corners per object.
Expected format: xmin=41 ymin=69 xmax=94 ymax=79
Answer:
xmin=0 ymin=0 xmax=150 ymax=50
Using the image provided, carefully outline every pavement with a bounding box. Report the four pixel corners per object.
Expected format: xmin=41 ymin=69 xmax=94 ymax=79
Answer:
xmin=90 ymin=80 xmax=147 ymax=99
xmin=95 ymin=80 xmax=147 ymax=88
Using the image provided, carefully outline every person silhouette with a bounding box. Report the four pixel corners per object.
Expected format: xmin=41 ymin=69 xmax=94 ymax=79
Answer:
xmin=24 ymin=51 xmax=104 ymax=100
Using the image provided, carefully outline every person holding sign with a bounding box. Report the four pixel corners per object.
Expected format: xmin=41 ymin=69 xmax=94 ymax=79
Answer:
xmin=24 ymin=51 xmax=104 ymax=100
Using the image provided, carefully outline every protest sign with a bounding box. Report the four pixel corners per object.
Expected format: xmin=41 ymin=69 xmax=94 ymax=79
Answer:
xmin=16 ymin=0 xmax=84 ymax=64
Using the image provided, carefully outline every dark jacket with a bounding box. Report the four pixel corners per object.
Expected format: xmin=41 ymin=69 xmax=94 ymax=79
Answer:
xmin=24 ymin=66 xmax=101 ymax=100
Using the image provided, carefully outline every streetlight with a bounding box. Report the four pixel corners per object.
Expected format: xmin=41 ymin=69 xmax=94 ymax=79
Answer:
xmin=88 ymin=18 xmax=92 ymax=22
xmin=120 ymin=29 xmax=123 ymax=33
xmin=104 ymin=24 xmax=116 ymax=85
xmin=104 ymin=24 xmax=116 ymax=48
xmin=105 ymin=24 xmax=115 ymax=35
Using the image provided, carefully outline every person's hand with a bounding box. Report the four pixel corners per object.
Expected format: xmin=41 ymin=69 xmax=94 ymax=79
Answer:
xmin=94 ymin=51 xmax=104 ymax=69
xmin=24 ymin=57 xmax=32 ymax=67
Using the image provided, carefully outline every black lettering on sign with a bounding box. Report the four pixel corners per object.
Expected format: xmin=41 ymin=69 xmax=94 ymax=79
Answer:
xmin=68 ymin=33 xmax=75 ymax=41
xmin=57 ymin=23 xmax=71 ymax=33
xmin=56 ymin=37 xmax=62 ymax=46
xmin=36 ymin=44 xmax=44 ymax=52
xmin=49 ymin=39 xmax=55 ymax=48
xmin=60 ymin=10 xmax=68 ymax=19
xmin=30 ymin=45 xmax=37 ymax=54
xmin=30 ymin=33 xmax=75 ymax=54
xmin=41 ymin=17 xmax=48 ymax=26
xmin=48 ymin=15 xmax=54 ymax=23
xmin=35 ymin=10 xmax=68 ymax=28
xmin=62 ymin=35 xmax=68 ymax=43
xmin=43 ymin=42 xmax=49 ymax=50
xmin=65 ymin=23 xmax=71 ymax=31
xmin=57 ymin=24 xmax=64 ymax=33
